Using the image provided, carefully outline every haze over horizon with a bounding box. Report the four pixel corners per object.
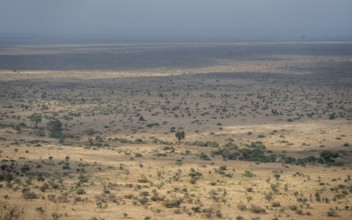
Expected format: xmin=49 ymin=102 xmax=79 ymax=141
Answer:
xmin=1 ymin=0 xmax=352 ymax=41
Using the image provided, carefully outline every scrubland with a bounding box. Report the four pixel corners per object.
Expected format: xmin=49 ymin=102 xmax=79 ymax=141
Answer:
xmin=0 ymin=41 xmax=352 ymax=219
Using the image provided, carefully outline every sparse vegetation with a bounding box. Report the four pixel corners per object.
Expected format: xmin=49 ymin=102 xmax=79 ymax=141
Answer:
xmin=0 ymin=41 xmax=351 ymax=219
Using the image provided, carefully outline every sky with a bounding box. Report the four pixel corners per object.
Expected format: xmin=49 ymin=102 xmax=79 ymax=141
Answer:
xmin=1 ymin=0 xmax=352 ymax=40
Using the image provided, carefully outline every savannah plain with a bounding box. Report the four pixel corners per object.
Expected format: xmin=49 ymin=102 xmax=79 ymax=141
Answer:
xmin=0 ymin=41 xmax=351 ymax=220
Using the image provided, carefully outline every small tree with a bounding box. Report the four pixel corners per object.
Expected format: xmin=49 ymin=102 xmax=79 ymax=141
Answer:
xmin=175 ymin=131 xmax=185 ymax=144
xmin=47 ymin=119 xmax=63 ymax=139
xmin=29 ymin=113 xmax=42 ymax=129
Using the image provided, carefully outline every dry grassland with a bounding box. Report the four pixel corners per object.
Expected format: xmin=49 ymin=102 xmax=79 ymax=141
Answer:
xmin=0 ymin=41 xmax=351 ymax=219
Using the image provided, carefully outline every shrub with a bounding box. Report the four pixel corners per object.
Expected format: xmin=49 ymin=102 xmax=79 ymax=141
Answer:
xmin=85 ymin=128 xmax=97 ymax=136
xmin=198 ymin=152 xmax=211 ymax=161
xmin=191 ymin=141 xmax=219 ymax=148
xmin=163 ymin=199 xmax=181 ymax=208
xmin=22 ymin=190 xmax=39 ymax=200
xmin=327 ymin=208 xmax=338 ymax=217
xmin=237 ymin=203 xmax=247 ymax=211
xmin=135 ymin=153 xmax=143 ymax=157
xmin=250 ymin=205 xmax=266 ymax=214
xmin=76 ymin=188 xmax=86 ymax=195
xmin=78 ymin=174 xmax=89 ymax=183
xmin=188 ymin=168 xmax=202 ymax=179
xmin=243 ymin=170 xmax=255 ymax=177
xmin=139 ymin=197 xmax=149 ymax=205
xmin=223 ymin=142 xmax=238 ymax=149
xmin=272 ymin=201 xmax=281 ymax=207
xmin=39 ymin=183 xmax=49 ymax=192
xmin=239 ymin=148 xmax=276 ymax=162
xmin=320 ymin=151 xmax=339 ymax=164
xmin=138 ymin=177 xmax=149 ymax=183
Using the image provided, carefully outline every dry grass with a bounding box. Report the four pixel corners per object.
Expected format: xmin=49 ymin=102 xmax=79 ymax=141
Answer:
xmin=0 ymin=41 xmax=352 ymax=219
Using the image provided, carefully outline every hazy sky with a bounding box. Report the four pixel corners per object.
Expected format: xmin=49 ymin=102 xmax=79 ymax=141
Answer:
xmin=1 ymin=0 xmax=352 ymax=39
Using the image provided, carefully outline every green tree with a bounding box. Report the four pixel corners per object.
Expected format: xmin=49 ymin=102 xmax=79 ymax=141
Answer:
xmin=175 ymin=131 xmax=185 ymax=144
xmin=47 ymin=119 xmax=63 ymax=138
xmin=29 ymin=113 xmax=42 ymax=129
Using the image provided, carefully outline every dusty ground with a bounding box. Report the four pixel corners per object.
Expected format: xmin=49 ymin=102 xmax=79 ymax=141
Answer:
xmin=0 ymin=41 xmax=352 ymax=219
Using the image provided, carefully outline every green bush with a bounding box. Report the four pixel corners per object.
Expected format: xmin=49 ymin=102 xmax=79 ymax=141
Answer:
xmin=198 ymin=152 xmax=211 ymax=161
xmin=191 ymin=141 xmax=219 ymax=148
xmin=76 ymin=188 xmax=86 ymax=195
xmin=243 ymin=171 xmax=255 ymax=177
